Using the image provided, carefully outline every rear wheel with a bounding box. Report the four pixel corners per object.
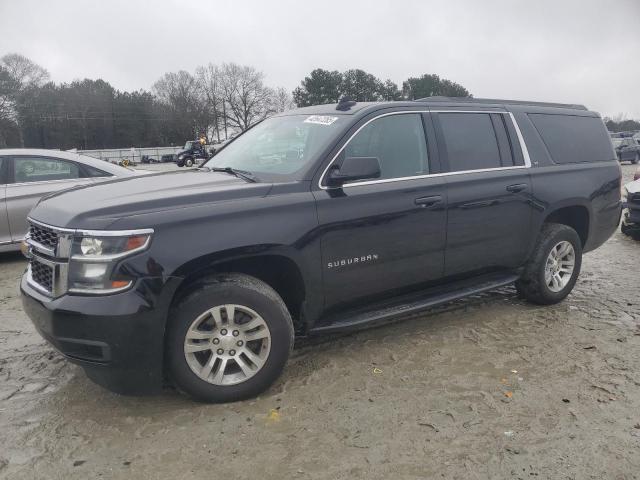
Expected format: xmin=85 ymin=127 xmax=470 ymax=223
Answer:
xmin=515 ymin=223 xmax=582 ymax=305
xmin=167 ymin=274 xmax=294 ymax=402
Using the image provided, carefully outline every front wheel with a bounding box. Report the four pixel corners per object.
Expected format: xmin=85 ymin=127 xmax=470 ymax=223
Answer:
xmin=515 ymin=223 xmax=582 ymax=305
xmin=184 ymin=157 xmax=194 ymax=167
xmin=166 ymin=274 xmax=294 ymax=402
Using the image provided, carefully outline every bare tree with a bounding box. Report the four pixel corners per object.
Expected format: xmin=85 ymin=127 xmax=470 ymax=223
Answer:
xmin=219 ymin=63 xmax=275 ymax=132
xmin=0 ymin=53 xmax=49 ymax=146
xmin=153 ymin=70 xmax=208 ymax=140
xmin=195 ymin=63 xmax=224 ymax=141
xmin=2 ymin=53 xmax=49 ymax=90
xmin=271 ymin=87 xmax=295 ymax=113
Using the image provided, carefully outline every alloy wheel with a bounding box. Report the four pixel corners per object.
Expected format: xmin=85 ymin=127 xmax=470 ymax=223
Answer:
xmin=544 ymin=241 xmax=575 ymax=292
xmin=183 ymin=304 xmax=271 ymax=386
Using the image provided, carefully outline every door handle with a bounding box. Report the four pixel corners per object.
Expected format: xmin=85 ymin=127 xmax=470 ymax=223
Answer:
xmin=506 ymin=183 xmax=527 ymax=193
xmin=414 ymin=195 xmax=442 ymax=207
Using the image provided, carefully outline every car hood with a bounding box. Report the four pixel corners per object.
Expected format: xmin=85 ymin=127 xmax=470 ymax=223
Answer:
xmin=29 ymin=170 xmax=272 ymax=230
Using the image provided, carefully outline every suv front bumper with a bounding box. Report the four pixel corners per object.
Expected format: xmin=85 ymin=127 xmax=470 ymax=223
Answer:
xmin=20 ymin=274 xmax=173 ymax=395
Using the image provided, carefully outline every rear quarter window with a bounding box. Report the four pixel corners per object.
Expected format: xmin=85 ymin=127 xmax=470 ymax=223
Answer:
xmin=528 ymin=114 xmax=615 ymax=164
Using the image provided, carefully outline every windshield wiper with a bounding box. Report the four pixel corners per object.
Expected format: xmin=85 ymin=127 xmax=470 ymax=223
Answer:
xmin=209 ymin=167 xmax=258 ymax=183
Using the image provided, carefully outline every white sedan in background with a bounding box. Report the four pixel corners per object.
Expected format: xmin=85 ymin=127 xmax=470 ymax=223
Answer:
xmin=0 ymin=149 xmax=147 ymax=252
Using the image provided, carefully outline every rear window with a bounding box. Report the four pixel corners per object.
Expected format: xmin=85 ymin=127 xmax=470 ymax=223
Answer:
xmin=438 ymin=113 xmax=502 ymax=171
xmin=529 ymin=114 xmax=615 ymax=164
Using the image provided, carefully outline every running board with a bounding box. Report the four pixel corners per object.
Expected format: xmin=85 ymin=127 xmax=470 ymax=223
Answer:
xmin=309 ymin=272 xmax=519 ymax=335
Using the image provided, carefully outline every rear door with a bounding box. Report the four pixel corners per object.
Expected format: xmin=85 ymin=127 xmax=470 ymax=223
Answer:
xmin=432 ymin=110 xmax=533 ymax=276
xmin=0 ymin=157 xmax=10 ymax=246
xmin=6 ymin=155 xmax=93 ymax=242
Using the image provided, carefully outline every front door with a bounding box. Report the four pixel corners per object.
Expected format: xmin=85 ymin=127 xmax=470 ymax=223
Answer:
xmin=432 ymin=111 xmax=533 ymax=276
xmin=6 ymin=155 xmax=94 ymax=242
xmin=314 ymin=112 xmax=447 ymax=309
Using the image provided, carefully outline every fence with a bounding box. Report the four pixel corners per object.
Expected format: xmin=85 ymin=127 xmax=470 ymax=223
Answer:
xmin=75 ymin=146 xmax=183 ymax=164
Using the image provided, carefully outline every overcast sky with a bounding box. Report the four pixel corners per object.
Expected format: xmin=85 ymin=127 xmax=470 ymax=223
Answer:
xmin=1 ymin=0 xmax=639 ymax=118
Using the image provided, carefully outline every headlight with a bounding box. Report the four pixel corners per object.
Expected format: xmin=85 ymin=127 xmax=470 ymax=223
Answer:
xmin=68 ymin=229 xmax=153 ymax=293
xmin=178 ymin=154 xmax=184 ymax=160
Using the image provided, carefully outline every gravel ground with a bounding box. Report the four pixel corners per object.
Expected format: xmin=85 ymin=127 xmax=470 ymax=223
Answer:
xmin=0 ymin=164 xmax=639 ymax=480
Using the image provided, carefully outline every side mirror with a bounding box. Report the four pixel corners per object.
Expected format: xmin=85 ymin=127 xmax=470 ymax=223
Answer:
xmin=327 ymin=156 xmax=381 ymax=187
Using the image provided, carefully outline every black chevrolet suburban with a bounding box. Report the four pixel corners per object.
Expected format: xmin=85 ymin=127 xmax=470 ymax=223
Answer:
xmin=20 ymin=97 xmax=622 ymax=402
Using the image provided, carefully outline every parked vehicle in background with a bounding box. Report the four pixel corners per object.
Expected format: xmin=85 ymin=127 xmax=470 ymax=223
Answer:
xmin=0 ymin=149 xmax=146 ymax=252
xmin=622 ymin=176 xmax=640 ymax=240
xmin=612 ymin=137 xmax=640 ymax=164
xmin=176 ymin=140 xmax=214 ymax=167
xmin=20 ymin=97 xmax=621 ymax=402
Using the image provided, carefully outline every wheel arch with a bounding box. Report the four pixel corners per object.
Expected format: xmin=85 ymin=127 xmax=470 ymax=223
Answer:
xmin=170 ymin=248 xmax=308 ymax=331
xmin=542 ymin=203 xmax=591 ymax=248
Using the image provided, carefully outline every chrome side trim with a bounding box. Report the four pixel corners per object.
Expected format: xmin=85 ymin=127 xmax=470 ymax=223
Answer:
xmin=318 ymin=109 xmax=532 ymax=190
xmin=7 ymin=178 xmax=91 ymax=188
xmin=68 ymin=281 xmax=133 ymax=295
xmin=26 ymin=237 xmax=55 ymax=257
xmin=71 ymin=234 xmax=152 ymax=262
xmin=75 ymin=228 xmax=155 ymax=237
xmin=332 ymin=166 xmax=529 ymax=188
xmin=506 ymin=112 xmax=532 ymax=167
xmin=28 ymin=217 xmax=75 ymax=233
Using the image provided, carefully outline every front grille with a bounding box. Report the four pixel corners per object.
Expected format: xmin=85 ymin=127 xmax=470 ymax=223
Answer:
xmin=629 ymin=192 xmax=640 ymax=203
xmin=29 ymin=224 xmax=59 ymax=250
xmin=30 ymin=260 xmax=53 ymax=292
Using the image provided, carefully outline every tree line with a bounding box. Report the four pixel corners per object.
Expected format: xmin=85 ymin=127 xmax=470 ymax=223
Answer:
xmin=0 ymin=53 xmax=472 ymax=150
xmin=293 ymin=68 xmax=469 ymax=106
xmin=604 ymin=115 xmax=640 ymax=133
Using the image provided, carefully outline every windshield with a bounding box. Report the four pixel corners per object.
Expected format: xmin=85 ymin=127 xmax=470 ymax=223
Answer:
xmin=184 ymin=141 xmax=195 ymax=150
xmin=204 ymin=114 xmax=343 ymax=180
xmin=612 ymin=138 xmax=623 ymax=147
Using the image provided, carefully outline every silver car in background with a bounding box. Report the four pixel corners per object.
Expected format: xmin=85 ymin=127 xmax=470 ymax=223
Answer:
xmin=0 ymin=149 xmax=144 ymax=252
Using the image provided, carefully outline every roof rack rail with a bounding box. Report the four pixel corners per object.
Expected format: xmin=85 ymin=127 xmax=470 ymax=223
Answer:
xmin=414 ymin=96 xmax=587 ymax=111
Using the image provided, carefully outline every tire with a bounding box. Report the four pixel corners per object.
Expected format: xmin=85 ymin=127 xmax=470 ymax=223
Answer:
xmin=621 ymin=223 xmax=640 ymax=240
xmin=185 ymin=157 xmax=194 ymax=167
xmin=515 ymin=223 xmax=582 ymax=305
xmin=166 ymin=273 xmax=294 ymax=402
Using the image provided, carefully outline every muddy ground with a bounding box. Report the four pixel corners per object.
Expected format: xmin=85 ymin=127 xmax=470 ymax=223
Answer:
xmin=1 ymin=164 xmax=639 ymax=480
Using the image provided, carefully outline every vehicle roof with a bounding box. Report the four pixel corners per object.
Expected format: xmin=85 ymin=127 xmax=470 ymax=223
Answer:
xmin=278 ymin=96 xmax=595 ymax=119
xmin=0 ymin=148 xmax=137 ymax=176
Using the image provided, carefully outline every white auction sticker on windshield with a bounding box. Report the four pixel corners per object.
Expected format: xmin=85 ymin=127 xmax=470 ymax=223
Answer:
xmin=304 ymin=115 xmax=339 ymax=125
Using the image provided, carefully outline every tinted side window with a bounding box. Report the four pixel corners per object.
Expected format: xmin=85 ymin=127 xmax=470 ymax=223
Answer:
xmin=82 ymin=165 xmax=112 ymax=177
xmin=528 ymin=114 xmax=615 ymax=163
xmin=438 ymin=113 xmax=502 ymax=171
xmin=13 ymin=157 xmax=80 ymax=183
xmin=343 ymin=113 xmax=429 ymax=180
